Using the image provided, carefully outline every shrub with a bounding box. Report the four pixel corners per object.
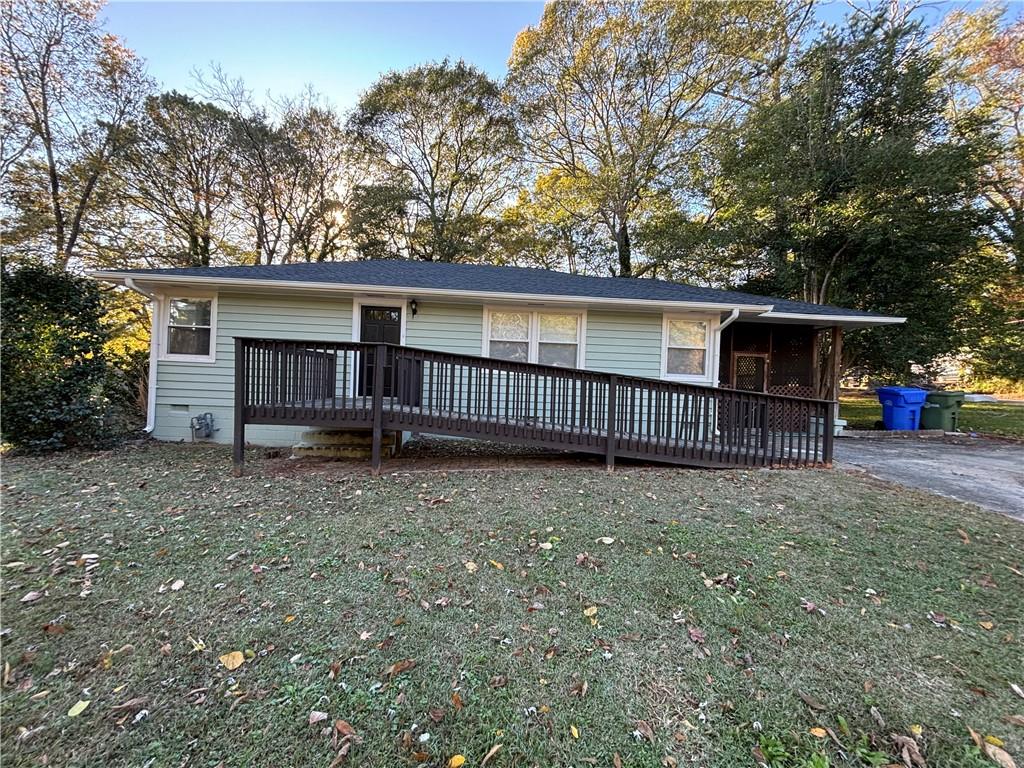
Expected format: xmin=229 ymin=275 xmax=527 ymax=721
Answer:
xmin=1 ymin=265 xmax=116 ymax=451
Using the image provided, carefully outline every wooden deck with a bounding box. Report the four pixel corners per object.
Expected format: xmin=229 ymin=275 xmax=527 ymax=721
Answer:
xmin=233 ymin=338 xmax=835 ymax=472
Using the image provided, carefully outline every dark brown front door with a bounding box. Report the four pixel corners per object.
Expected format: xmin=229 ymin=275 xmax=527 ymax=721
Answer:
xmin=733 ymin=353 xmax=768 ymax=392
xmin=359 ymin=306 xmax=401 ymax=396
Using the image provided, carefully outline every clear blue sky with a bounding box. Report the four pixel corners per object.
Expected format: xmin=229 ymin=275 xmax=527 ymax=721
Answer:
xmin=102 ymin=1 xmax=993 ymax=113
xmin=103 ymin=1 xmax=546 ymax=110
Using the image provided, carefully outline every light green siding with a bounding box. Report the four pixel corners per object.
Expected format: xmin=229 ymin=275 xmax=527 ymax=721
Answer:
xmin=151 ymin=293 xmax=720 ymax=448
xmin=584 ymin=310 xmax=663 ymax=378
xmin=406 ymin=301 xmax=482 ymax=355
xmin=154 ymin=292 xmax=352 ymax=445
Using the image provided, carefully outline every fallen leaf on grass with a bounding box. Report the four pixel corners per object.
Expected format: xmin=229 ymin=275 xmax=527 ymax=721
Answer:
xmin=68 ymin=700 xmax=90 ymax=717
xmin=1002 ymin=715 xmax=1024 ymax=728
xmin=335 ymin=719 xmax=356 ymax=737
xmin=447 ymin=755 xmax=465 ymax=768
xmin=384 ymin=659 xmax=416 ymax=678
xmin=634 ymin=720 xmax=654 ymax=742
xmin=980 ymin=621 xmax=995 ymax=631
xmin=480 ymin=743 xmax=502 ymax=766
xmin=170 ymin=579 xmax=185 ymax=591
xmin=464 ymin=561 xmax=478 ymax=573
xmin=308 ymin=710 xmax=329 ymax=726
xmin=20 ymin=591 xmax=43 ymax=604
xmin=451 ymin=691 xmax=463 ymax=710
xmin=595 ymin=537 xmax=615 ymax=545
xmin=1011 ymin=684 xmax=1024 ymax=700
xmin=688 ymin=627 xmax=706 ymax=645
xmin=891 ymin=733 xmax=926 ymax=767
xmin=219 ymin=651 xmax=245 ymax=671
xmin=489 ymin=560 xmax=504 ymax=570
xmin=570 ymin=725 xmax=580 ymax=739
xmin=583 ymin=606 xmax=598 ymax=617
xmin=284 ymin=614 xmax=296 ymax=623
xmin=809 ymin=727 xmax=828 ymax=738
xmin=969 ymin=727 xmax=1016 ymax=768
xmin=798 ymin=691 xmax=826 ymax=711
xmin=957 ymin=528 xmax=970 ymax=544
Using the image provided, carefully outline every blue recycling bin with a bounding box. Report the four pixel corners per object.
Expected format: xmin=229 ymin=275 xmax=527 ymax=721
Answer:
xmin=875 ymin=386 xmax=928 ymax=430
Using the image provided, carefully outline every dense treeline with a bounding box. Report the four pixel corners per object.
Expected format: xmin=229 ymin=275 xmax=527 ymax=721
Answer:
xmin=1 ymin=0 xmax=1021 ymax=382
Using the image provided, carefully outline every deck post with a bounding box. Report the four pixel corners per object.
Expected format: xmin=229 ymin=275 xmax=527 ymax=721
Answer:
xmin=822 ymin=400 xmax=835 ymax=467
xmin=370 ymin=343 xmax=386 ymax=474
xmin=605 ymin=374 xmax=617 ymax=471
xmin=232 ymin=337 xmax=246 ymax=475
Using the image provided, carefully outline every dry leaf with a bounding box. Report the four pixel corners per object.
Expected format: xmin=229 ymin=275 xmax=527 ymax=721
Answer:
xmin=798 ymin=691 xmax=826 ymax=711
xmin=20 ymin=591 xmax=43 ymax=604
xmin=447 ymin=755 xmax=465 ymax=768
xmin=68 ymin=700 xmax=90 ymax=717
xmin=891 ymin=733 xmax=926 ymax=767
xmin=464 ymin=561 xmax=478 ymax=573
xmin=957 ymin=528 xmax=970 ymax=544
xmin=489 ymin=560 xmax=504 ymax=570
xmin=481 ymin=743 xmax=502 ymax=766
xmin=335 ymin=719 xmax=355 ymax=737
xmin=809 ymin=727 xmax=828 ymax=738
xmin=980 ymin=621 xmax=995 ymax=631
xmin=571 ymin=724 xmax=580 ymax=739
xmin=451 ymin=691 xmax=463 ymax=710
xmin=613 ymin=754 xmax=623 ymax=768
xmin=583 ymin=606 xmax=598 ymax=617
xmin=219 ymin=651 xmax=245 ymax=671
xmin=170 ymin=579 xmax=185 ymax=591
xmin=969 ymin=726 xmax=1017 ymax=768
xmin=284 ymin=615 xmax=296 ymax=623
xmin=1002 ymin=715 xmax=1024 ymax=728
xmin=595 ymin=536 xmax=615 ymax=545
xmin=635 ymin=720 xmax=655 ymax=742
xmin=1011 ymin=684 xmax=1024 ymax=700
xmin=309 ymin=710 xmax=329 ymax=726
xmin=384 ymin=658 xmax=416 ymax=678
xmin=688 ymin=627 xmax=706 ymax=645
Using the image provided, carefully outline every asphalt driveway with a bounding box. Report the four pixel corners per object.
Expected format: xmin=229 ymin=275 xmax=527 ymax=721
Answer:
xmin=834 ymin=436 xmax=1024 ymax=518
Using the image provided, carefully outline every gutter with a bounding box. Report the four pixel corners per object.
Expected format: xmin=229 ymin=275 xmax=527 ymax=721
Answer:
xmin=87 ymin=270 xmax=776 ymax=315
xmin=711 ymin=309 xmax=740 ymax=387
xmin=125 ymin=277 xmax=159 ymax=434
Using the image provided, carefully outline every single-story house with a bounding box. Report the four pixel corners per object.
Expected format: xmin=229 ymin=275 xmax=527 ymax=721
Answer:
xmin=90 ymin=260 xmax=904 ymax=470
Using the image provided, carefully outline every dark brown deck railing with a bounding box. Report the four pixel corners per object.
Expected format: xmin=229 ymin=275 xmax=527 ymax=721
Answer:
xmin=233 ymin=337 xmax=835 ymax=473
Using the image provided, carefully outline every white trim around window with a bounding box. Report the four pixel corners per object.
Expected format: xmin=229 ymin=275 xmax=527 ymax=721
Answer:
xmin=351 ymin=296 xmax=408 ymax=345
xmin=158 ymin=293 xmax=218 ymax=363
xmin=660 ymin=313 xmax=714 ymax=383
xmin=482 ymin=306 xmax=587 ymax=368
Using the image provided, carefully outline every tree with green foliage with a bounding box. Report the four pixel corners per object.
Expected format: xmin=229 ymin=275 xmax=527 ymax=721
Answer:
xmin=1 ymin=0 xmax=151 ymax=267
xmin=708 ymin=14 xmax=995 ymax=376
xmin=347 ymin=59 xmax=520 ymax=263
xmin=506 ymin=0 xmax=814 ymax=278
xmin=118 ymin=92 xmax=236 ymax=267
xmin=0 ymin=265 xmax=116 ymax=451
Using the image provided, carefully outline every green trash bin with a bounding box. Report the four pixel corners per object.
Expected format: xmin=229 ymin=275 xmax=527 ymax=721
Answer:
xmin=920 ymin=391 xmax=965 ymax=431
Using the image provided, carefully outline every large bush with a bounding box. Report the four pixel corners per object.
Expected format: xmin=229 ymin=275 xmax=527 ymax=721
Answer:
xmin=1 ymin=265 xmax=115 ymax=451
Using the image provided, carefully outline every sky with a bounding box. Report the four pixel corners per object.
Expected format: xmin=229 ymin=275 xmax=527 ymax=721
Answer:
xmin=102 ymin=0 xmax=991 ymax=114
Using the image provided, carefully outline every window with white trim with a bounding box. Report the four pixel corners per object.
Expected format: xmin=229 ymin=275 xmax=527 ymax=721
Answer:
xmin=486 ymin=309 xmax=582 ymax=368
xmin=663 ymin=317 xmax=708 ymax=377
xmin=165 ymin=297 xmax=214 ymax=359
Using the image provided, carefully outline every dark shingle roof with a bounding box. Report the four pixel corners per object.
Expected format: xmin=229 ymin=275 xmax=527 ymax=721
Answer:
xmin=103 ymin=259 xmax=893 ymax=319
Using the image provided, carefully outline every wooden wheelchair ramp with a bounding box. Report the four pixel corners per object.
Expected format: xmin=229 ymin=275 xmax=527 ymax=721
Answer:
xmin=232 ymin=338 xmax=835 ymax=473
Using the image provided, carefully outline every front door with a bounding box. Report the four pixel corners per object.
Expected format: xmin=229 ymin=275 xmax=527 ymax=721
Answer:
xmin=733 ymin=353 xmax=768 ymax=392
xmin=359 ymin=305 xmax=401 ymax=397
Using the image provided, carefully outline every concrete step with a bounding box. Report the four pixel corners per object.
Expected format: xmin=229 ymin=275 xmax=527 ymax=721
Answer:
xmin=291 ymin=442 xmax=396 ymax=460
xmin=302 ymin=429 xmax=397 ymax=447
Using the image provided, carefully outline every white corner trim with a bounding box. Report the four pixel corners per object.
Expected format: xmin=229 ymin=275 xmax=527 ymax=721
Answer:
xmin=482 ymin=305 xmax=587 ymax=368
xmin=352 ymin=296 xmax=408 ymax=344
xmin=157 ymin=292 xmax=218 ymax=364
xmin=659 ymin=312 xmax=718 ymax=385
xmin=711 ymin=309 xmax=740 ymax=387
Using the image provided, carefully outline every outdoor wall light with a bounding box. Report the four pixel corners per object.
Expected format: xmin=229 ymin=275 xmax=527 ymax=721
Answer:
xmin=410 ymin=299 xmax=418 ymax=316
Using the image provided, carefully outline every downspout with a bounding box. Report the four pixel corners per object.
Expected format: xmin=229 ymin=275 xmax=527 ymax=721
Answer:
xmin=712 ymin=309 xmax=741 ymax=387
xmin=125 ymin=278 xmax=159 ymax=434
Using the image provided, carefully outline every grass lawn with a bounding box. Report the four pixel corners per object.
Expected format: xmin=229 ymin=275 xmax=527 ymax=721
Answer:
xmin=841 ymin=392 xmax=1024 ymax=438
xmin=2 ymin=444 xmax=1023 ymax=768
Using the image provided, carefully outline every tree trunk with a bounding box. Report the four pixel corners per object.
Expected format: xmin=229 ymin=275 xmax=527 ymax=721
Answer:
xmin=615 ymin=221 xmax=632 ymax=278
